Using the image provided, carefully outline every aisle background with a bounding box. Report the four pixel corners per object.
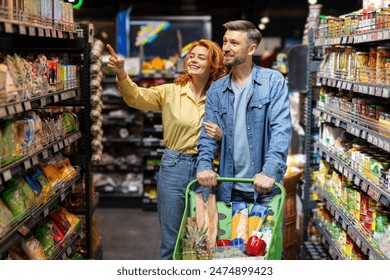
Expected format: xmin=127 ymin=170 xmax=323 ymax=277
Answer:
xmin=96 ymin=208 xmax=160 ymax=259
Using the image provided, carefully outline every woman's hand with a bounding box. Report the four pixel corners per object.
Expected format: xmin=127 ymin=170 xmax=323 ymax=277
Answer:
xmin=203 ymin=121 xmax=223 ymax=141
xmin=106 ymin=44 xmax=127 ymax=80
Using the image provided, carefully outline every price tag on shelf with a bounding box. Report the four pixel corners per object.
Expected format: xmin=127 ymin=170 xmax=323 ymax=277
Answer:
xmin=28 ymin=26 xmax=35 ymax=36
xmin=338 ymin=164 xmax=344 ymax=173
xmin=348 ymin=36 xmax=354 ymax=44
xmin=384 ymin=30 xmax=390 ymax=39
xmin=351 ymin=126 xmax=356 ymax=135
xmin=332 ymin=79 xmax=337 ymax=87
xmin=330 ymin=206 xmax=336 ymax=216
xmin=53 ymin=143 xmax=59 ymax=153
xmin=361 ymin=244 xmax=368 ymax=255
xmin=335 ymin=211 xmax=340 ymax=221
xmin=18 ymin=224 xmax=30 ymax=236
xmin=363 ymin=85 xmax=369 ymax=94
xmin=369 ymin=86 xmax=375 ymax=96
xmin=80 ymin=231 xmax=85 ymax=240
xmin=343 ymin=168 xmax=349 ymax=178
xmin=69 ymin=32 xmax=74 ymax=39
xmin=60 ymin=192 xmax=66 ymax=201
xmin=353 ymin=84 xmax=359 ymax=92
xmin=361 ymin=130 xmax=367 ymax=139
xmin=347 ymin=82 xmax=353 ymax=91
xmin=348 ymin=172 xmax=354 ymax=181
xmin=341 ymin=36 xmax=348 ymax=44
xmin=42 ymin=149 xmax=48 ymax=159
xmin=53 ymin=94 xmax=59 ymax=103
xmin=58 ymin=140 xmax=64 ymax=150
xmin=335 ymin=119 xmax=341 ymax=127
xmin=327 ymin=79 xmax=332 ymax=86
xmin=51 ymin=29 xmax=57 ymax=38
xmin=43 ymin=208 xmax=49 ymax=217
xmin=64 ymin=138 xmax=69 ymax=146
xmin=66 ymin=247 xmax=72 ymax=256
xmin=378 ymin=30 xmax=384 ymax=40
xmin=7 ymin=105 xmax=15 ymax=116
xmin=346 ymin=124 xmax=352 ymax=133
xmin=355 ymin=237 xmax=362 ymax=248
xmin=361 ymin=182 xmax=368 ymax=192
xmin=45 ymin=28 xmax=51 ymax=37
xmin=31 ymin=155 xmax=39 ymax=166
xmin=378 ymin=139 xmax=384 ymax=149
xmin=327 ymin=114 xmax=332 ymax=122
xmin=38 ymin=28 xmax=44 ymax=37
xmin=354 ymin=128 xmax=361 ymax=137
xmin=373 ymin=136 xmax=379 ymax=146
xmin=368 ymin=134 xmax=373 ymax=143
xmin=341 ymin=81 xmax=346 ymax=89
xmin=385 ymin=142 xmax=390 ymax=152
xmin=3 ymin=170 xmax=12 ymax=182
xmin=19 ymin=24 xmax=26 ymax=35
xmin=326 ymin=154 xmax=331 ymax=163
xmin=40 ymin=97 xmax=46 ymax=107
xmin=23 ymin=101 xmax=31 ymax=111
xmin=58 ymin=30 xmax=63 ymax=38
xmin=0 ymin=107 xmax=7 ymax=118
xmin=342 ymin=220 xmax=347 ymax=231
xmin=363 ymin=34 xmax=368 ymax=42
xmin=354 ymin=176 xmax=361 ymax=187
xmin=4 ymin=22 xmax=13 ymax=33
xmin=23 ymin=159 xmax=31 ymax=170
xmin=337 ymin=80 xmax=342 ymax=88
xmin=334 ymin=162 xmax=339 ymax=170
xmin=368 ymin=187 xmax=381 ymax=201
xmin=15 ymin=103 xmax=23 ymax=113
xmin=383 ymin=88 xmax=389 ymax=98
xmin=375 ymin=87 xmax=383 ymax=97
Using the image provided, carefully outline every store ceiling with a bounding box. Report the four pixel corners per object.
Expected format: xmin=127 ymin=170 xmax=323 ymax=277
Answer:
xmin=76 ymin=0 xmax=362 ymax=39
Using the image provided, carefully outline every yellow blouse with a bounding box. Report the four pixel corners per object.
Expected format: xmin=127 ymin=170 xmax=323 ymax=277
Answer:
xmin=117 ymin=76 xmax=206 ymax=154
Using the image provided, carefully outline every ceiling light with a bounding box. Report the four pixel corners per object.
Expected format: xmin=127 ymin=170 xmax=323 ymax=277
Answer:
xmin=258 ymin=23 xmax=266 ymax=30
xmin=308 ymin=0 xmax=317 ymax=4
xmin=260 ymin=17 xmax=270 ymax=24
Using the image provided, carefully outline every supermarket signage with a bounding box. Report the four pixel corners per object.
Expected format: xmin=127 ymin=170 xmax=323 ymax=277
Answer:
xmin=62 ymin=0 xmax=83 ymax=9
xmin=135 ymin=21 xmax=170 ymax=46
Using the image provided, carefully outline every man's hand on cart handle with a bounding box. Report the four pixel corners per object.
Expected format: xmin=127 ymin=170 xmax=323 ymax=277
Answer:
xmin=106 ymin=44 xmax=127 ymax=81
xmin=253 ymin=173 xmax=275 ymax=194
xmin=197 ymin=170 xmax=218 ymax=187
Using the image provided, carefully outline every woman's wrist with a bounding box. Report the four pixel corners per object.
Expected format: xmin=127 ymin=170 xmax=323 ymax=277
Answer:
xmin=117 ymin=70 xmax=127 ymax=81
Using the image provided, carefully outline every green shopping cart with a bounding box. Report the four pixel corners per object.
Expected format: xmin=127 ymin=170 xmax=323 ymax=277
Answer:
xmin=173 ymin=177 xmax=286 ymax=260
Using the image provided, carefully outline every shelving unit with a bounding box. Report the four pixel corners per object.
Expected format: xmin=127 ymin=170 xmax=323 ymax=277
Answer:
xmin=303 ymin=6 xmax=390 ymax=260
xmin=0 ymin=10 xmax=97 ymax=259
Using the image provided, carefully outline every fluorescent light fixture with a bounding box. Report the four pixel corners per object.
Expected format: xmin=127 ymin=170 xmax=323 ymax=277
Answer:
xmin=308 ymin=0 xmax=317 ymax=4
xmin=260 ymin=16 xmax=270 ymax=24
xmin=258 ymin=23 xmax=266 ymax=30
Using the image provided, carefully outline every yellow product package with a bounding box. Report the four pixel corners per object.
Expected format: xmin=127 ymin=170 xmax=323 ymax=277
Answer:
xmin=230 ymin=202 xmax=248 ymax=247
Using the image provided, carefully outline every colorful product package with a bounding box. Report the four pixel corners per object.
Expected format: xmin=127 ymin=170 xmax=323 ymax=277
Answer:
xmin=248 ymin=203 xmax=270 ymax=236
xmin=230 ymin=201 xmax=248 ymax=249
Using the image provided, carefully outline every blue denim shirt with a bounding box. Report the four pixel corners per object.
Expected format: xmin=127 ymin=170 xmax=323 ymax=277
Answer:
xmin=196 ymin=65 xmax=292 ymax=203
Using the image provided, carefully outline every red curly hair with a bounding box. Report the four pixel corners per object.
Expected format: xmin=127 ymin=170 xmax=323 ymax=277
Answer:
xmin=174 ymin=39 xmax=227 ymax=90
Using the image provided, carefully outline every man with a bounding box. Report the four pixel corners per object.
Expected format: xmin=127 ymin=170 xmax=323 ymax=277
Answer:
xmin=196 ymin=20 xmax=292 ymax=204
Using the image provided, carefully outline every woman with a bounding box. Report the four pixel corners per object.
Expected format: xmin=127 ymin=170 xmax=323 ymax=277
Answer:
xmin=107 ymin=40 xmax=227 ymax=259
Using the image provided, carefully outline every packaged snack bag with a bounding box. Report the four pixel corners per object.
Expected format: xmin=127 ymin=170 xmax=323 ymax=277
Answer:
xmin=230 ymin=201 xmax=248 ymax=248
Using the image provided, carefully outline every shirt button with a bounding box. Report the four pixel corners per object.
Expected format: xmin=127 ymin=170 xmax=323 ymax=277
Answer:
xmin=252 ymin=162 xmax=254 ymax=165
xmin=259 ymin=105 xmax=263 ymax=109
xmin=250 ymin=145 xmax=252 ymax=148
xmin=247 ymin=127 xmax=250 ymax=130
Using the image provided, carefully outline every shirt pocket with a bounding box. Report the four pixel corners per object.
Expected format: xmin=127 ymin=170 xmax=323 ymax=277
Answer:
xmin=160 ymin=153 xmax=178 ymax=167
xmin=249 ymin=98 xmax=270 ymax=124
xmin=213 ymin=107 xmax=227 ymax=129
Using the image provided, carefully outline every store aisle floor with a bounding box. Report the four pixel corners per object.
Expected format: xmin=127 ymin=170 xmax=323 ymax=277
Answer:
xmin=96 ymin=208 xmax=160 ymax=260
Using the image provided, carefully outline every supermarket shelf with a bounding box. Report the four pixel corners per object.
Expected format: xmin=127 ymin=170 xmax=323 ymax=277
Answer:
xmin=97 ymin=193 xmax=142 ymax=208
xmin=144 ymin=149 xmax=164 ymax=157
xmin=0 ymin=130 xmax=82 ymax=185
xmin=314 ymin=28 xmax=390 ymax=46
xmin=312 ymin=218 xmax=347 ymax=260
xmin=144 ymin=165 xmax=160 ymax=171
xmin=314 ymin=107 xmax=390 ymax=153
xmin=102 ymin=137 xmax=142 ymax=144
xmin=0 ymin=175 xmax=80 ymax=255
xmin=0 ymin=88 xmax=79 ymax=118
xmin=315 ymin=142 xmax=390 ymax=206
xmin=143 ymin=179 xmax=158 ymax=185
xmin=0 ymin=20 xmax=78 ymax=40
xmin=318 ymin=76 xmax=390 ymax=99
xmin=314 ymin=185 xmax=386 ymax=260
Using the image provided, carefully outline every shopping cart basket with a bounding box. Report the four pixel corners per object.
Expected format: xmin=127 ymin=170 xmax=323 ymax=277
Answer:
xmin=173 ymin=177 xmax=286 ymax=260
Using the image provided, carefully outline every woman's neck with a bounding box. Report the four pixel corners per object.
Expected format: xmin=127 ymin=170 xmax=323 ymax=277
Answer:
xmin=190 ymin=78 xmax=208 ymax=102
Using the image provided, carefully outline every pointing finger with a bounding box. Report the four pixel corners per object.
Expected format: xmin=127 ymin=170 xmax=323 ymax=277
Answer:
xmin=106 ymin=44 xmax=118 ymax=59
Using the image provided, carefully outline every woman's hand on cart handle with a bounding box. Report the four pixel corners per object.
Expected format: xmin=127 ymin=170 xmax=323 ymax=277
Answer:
xmin=106 ymin=44 xmax=127 ymax=81
xmin=253 ymin=173 xmax=275 ymax=194
xmin=197 ymin=170 xmax=218 ymax=187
